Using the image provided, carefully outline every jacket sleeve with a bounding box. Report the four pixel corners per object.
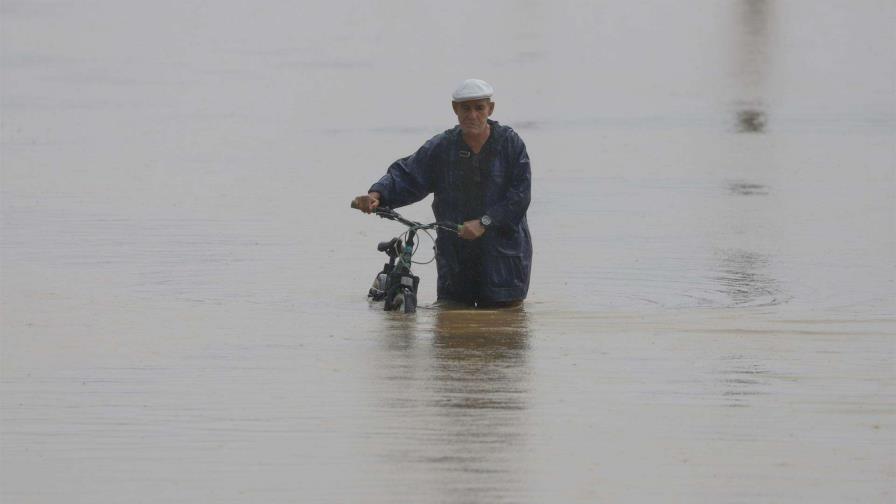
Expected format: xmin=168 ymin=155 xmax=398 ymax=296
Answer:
xmin=368 ymin=135 xmax=440 ymax=209
xmin=486 ymin=132 xmax=531 ymax=228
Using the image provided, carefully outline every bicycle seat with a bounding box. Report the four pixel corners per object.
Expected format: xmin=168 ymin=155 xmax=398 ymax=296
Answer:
xmin=377 ymin=238 xmax=401 ymax=256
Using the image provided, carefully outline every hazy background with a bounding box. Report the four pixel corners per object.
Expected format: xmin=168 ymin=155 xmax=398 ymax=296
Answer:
xmin=2 ymin=1 xmax=894 ymax=502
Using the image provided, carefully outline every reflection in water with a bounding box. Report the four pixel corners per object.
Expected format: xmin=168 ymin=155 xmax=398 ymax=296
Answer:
xmin=369 ymin=308 xmax=532 ymax=499
xmin=732 ymin=0 xmax=771 ymax=132
xmin=380 ymin=316 xmax=420 ymax=352
xmin=424 ymin=308 xmax=531 ymax=498
xmin=431 ymin=308 xmax=531 ymax=411
xmin=714 ymin=248 xmax=783 ymax=307
xmin=716 ymin=354 xmax=770 ymax=408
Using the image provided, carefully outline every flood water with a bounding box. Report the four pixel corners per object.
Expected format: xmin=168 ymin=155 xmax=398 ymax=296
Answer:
xmin=2 ymin=1 xmax=894 ymax=502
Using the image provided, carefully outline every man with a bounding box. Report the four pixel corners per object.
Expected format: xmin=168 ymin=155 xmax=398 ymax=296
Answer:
xmin=353 ymin=79 xmax=532 ymax=308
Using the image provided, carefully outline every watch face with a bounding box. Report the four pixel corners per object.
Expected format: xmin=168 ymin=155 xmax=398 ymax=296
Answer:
xmin=480 ymin=215 xmax=492 ymax=227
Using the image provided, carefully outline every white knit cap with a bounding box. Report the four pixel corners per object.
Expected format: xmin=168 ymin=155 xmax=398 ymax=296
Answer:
xmin=451 ymin=79 xmax=494 ymax=102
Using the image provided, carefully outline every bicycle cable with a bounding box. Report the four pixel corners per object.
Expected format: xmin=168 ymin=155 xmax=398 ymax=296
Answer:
xmin=411 ymin=228 xmax=437 ymax=265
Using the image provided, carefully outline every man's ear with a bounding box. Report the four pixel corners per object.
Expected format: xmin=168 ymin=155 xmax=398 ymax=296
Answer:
xmin=451 ymin=102 xmax=460 ymax=114
xmin=488 ymin=101 xmax=495 ymax=116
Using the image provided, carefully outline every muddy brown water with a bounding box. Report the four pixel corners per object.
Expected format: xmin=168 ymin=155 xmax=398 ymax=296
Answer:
xmin=2 ymin=1 xmax=894 ymax=502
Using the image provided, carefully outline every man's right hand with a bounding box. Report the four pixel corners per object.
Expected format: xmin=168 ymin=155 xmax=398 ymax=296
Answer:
xmin=352 ymin=192 xmax=381 ymax=213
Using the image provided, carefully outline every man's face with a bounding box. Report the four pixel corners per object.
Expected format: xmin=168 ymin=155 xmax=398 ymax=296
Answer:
xmin=452 ymin=98 xmax=495 ymax=134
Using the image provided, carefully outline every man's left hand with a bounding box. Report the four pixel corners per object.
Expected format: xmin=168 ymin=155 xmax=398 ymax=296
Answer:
xmin=458 ymin=219 xmax=486 ymax=240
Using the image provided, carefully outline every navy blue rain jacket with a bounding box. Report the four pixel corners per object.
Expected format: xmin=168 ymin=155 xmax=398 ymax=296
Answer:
xmin=369 ymin=120 xmax=532 ymax=302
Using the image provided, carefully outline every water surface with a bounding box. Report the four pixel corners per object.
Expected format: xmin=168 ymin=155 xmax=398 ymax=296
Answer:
xmin=2 ymin=1 xmax=894 ymax=502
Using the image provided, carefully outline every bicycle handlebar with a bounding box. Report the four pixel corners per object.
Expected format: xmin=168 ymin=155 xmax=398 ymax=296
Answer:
xmin=351 ymin=199 xmax=459 ymax=233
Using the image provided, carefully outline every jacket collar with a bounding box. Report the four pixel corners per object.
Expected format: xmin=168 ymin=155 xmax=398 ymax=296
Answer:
xmin=451 ymin=119 xmax=509 ymax=150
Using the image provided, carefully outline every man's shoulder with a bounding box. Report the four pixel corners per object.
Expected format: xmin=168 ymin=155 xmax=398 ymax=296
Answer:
xmin=420 ymin=126 xmax=460 ymax=150
xmin=436 ymin=125 xmax=462 ymax=142
xmin=489 ymin=121 xmax=526 ymax=150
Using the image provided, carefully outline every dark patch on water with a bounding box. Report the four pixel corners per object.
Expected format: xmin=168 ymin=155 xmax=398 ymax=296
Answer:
xmin=728 ymin=181 xmax=769 ymax=196
xmin=736 ymin=108 xmax=767 ymax=132
xmin=713 ymin=248 xmax=784 ymax=307
xmin=717 ymin=354 xmax=771 ymax=407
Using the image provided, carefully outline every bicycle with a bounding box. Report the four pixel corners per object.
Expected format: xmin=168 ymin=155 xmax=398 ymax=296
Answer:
xmin=351 ymin=202 xmax=459 ymax=313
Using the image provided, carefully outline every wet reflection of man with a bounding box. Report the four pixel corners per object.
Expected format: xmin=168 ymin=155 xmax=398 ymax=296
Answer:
xmin=431 ymin=307 xmax=530 ymax=409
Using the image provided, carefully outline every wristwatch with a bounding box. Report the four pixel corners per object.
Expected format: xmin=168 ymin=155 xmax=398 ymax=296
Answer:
xmin=479 ymin=215 xmax=493 ymax=228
